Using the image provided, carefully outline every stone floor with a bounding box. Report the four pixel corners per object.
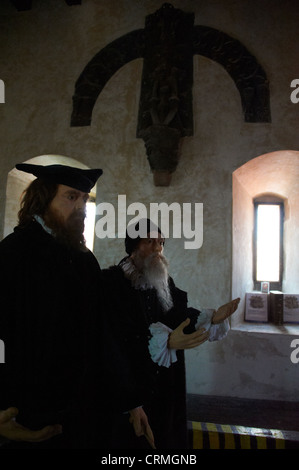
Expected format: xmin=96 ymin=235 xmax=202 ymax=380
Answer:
xmin=186 ymin=394 xmax=299 ymax=432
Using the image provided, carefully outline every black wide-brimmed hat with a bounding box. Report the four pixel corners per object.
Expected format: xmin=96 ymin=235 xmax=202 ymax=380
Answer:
xmin=16 ymin=163 xmax=103 ymax=193
xmin=125 ymin=218 xmax=163 ymax=255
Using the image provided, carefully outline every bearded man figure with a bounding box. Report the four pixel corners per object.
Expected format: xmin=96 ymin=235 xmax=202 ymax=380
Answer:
xmin=103 ymin=218 xmax=239 ymax=449
xmin=0 ymin=163 xmax=106 ymax=448
xmin=103 ymin=218 xmax=206 ymax=449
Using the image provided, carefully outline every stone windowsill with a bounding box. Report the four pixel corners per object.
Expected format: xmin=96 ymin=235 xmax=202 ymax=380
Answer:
xmin=231 ymin=321 xmax=299 ymax=336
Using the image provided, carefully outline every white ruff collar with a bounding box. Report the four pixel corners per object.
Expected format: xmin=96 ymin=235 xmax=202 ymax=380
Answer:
xmin=120 ymin=257 xmax=154 ymax=290
xmin=119 ymin=257 xmax=174 ymax=312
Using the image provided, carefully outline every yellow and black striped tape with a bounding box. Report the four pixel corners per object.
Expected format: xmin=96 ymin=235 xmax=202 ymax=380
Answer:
xmin=191 ymin=422 xmax=286 ymax=449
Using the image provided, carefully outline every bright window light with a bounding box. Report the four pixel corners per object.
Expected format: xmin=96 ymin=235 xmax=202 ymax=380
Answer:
xmin=256 ymin=204 xmax=280 ymax=282
xmin=84 ymin=201 xmax=96 ymax=251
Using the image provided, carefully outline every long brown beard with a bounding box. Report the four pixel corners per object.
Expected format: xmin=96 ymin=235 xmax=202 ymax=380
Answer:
xmin=44 ymin=207 xmax=87 ymax=252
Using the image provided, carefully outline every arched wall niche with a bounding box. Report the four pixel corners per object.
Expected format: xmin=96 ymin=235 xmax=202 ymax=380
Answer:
xmin=232 ymin=150 xmax=299 ymax=329
xmin=4 ymin=155 xmax=97 ymax=248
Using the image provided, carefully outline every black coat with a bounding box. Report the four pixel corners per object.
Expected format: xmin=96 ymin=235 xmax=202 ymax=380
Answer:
xmin=0 ymin=220 xmax=104 ymax=447
xmin=102 ymin=263 xmax=199 ymax=449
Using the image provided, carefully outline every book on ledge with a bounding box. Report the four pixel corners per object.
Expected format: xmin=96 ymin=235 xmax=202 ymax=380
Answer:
xmin=269 ymin=291 xmax=284 ymax=325
xmin=283 ymin=294 xmax=299 ymax=324
xmin=245 ymin=292 xmax=268 ymax=322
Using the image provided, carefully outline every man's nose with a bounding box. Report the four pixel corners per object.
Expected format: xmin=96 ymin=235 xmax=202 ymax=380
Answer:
xmin=153 ymin=240 xmax=163 ymax=252
xmin=76 ymin=197 xmax=87 ymax=210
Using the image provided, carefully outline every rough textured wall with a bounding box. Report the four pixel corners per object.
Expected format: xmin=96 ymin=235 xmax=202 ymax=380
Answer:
xmin=0 ymin=0 xmax=298 ymax=401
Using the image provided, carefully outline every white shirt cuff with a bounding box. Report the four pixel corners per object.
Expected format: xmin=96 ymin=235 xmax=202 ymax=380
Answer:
xmin=195 ymin=308 xmax=230 ymax=341
xmin=148 ymin=322 xmax=178 ymax=368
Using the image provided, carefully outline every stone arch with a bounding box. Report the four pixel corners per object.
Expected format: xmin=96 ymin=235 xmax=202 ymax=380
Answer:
xmin=71 ymin=22 xmax=270 ymax=128
xmin=193 ymin=25 xmax=271 ymax=123
xmin=71 ymin=29 xmax=145 ymax=126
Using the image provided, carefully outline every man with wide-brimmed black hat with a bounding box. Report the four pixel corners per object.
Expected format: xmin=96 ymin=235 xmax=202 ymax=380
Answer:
xmin=0 ymin=162 xmax=107 ymax=448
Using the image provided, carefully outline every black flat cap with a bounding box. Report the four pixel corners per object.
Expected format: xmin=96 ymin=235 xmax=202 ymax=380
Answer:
xmin=125 ymin=218 xmax=163 ymax=255
xmin=16 ymin=163 xmax=103 ymax=193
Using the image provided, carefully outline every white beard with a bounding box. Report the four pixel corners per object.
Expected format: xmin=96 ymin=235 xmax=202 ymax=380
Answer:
xmin=120 ymin=253 xmax=174 ymax=312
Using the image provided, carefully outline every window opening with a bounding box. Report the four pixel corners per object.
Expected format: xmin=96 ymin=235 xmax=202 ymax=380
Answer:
xmin=84 ymin=198 xmax=96 ymax=251
xmin=253 ymin=198 xmax=284 ymax=291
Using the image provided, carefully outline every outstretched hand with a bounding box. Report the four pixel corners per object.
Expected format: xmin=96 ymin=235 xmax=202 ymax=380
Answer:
xmin=0 ymin=407 xmax=62 ymax=442
xmin=168 ymin=318 xmax=210 ymax=350
xmin=212 ymin=297 xmax=240 ymax=324
xmin=129 ymin=407 xmax=156 ymax=449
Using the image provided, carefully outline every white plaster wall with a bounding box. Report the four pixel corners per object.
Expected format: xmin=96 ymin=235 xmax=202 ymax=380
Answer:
xmin=0 ymin=0 xmax=298 ymax=401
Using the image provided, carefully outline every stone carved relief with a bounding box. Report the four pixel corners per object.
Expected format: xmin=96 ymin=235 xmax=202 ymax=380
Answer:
xmin=136 ymin=3 xmax=194 ymax=185
xmin=149 ymin=64 xmax=179 ymax=126
xmin=136 ymin=3 xmax=194 ymax=137
xmin=71 ymin=3 xmax=271 ymax=186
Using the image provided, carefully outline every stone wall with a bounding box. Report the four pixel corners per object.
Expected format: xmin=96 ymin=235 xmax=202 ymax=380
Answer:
xmin=0 ymin=0 xmax=298 ymax=401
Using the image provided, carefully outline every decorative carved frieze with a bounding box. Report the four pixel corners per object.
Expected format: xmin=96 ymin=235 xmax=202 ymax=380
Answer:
xmin=71 ymin=3 xmax=271 ymax=186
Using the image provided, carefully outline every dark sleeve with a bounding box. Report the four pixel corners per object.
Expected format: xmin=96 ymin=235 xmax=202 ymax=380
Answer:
xmin=99 ymin=267 xmax=149 ymax=412
xmin=165 ymin=277 xmax=200 ymax=333
xmin=0 ymin=229 xmax=103 ymax=427
xmin=0 ymin=235 xmax=28 ymax=411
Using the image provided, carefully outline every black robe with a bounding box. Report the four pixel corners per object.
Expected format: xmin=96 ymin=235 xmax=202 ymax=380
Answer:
xmin=0 ymin=220 xmax=105 ymax=448
xmin=102 ymin=263 xmax=199 ymax=449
